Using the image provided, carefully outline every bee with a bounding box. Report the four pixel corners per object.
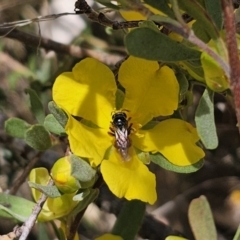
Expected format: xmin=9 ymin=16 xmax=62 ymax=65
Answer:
xmin=109 ymin=111 xmax=132 ymax=161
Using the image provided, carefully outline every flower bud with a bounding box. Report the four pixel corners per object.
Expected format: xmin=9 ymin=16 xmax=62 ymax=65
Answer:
xmin=51 ymin=156 xmax=80 ymax=194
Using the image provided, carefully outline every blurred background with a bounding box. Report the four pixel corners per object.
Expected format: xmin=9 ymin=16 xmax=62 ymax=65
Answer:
xmin=0 ymin=0 xmax=240 ymax=239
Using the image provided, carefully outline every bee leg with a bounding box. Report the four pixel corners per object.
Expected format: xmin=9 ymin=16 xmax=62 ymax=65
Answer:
xmin=108 ymin=126 xmax=115 ymax=136
xmin=127 ymin=123 xmax=133 ymax=135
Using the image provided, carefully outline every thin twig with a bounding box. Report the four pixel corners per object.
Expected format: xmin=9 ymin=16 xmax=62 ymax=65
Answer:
xmin=0 ymin=12 xmax=77 ymax=29
xmin=221 ymin=0 xmax=240 ymax=134
xmin=14 ymin=179 xmax=54 ymax=240
xmin=8 ymin=152 xmax=42 ymax=195
xmin=0 ymin=28 xmax=123 ymax=65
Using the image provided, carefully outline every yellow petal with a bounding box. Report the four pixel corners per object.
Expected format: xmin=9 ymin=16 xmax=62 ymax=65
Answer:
xmin=66 ymin=115 xmax=112 ymax=167
xmin=95 ymin=233 xmax=123 ymax=240
xmin=29 ymin=168 xmax=50 ymax=202
xmin=119 ymin=56 xmax=179 ymax=125
xmin=120 ymin=4 xmax=165 ymax=21
xmin=133 ymin=119 xmax=205 ymax=166
xmin=44 ymin=193 xmax=78 ymax=218
xmin=38 ymin=192 xmax=78 ymax=222
xmin=101 ymin=148 xmax=157 ymax=204
xmin=53 ymin=58 xmax=116 ymax=128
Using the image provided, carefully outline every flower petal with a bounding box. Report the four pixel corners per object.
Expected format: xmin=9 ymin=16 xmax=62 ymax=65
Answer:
xmin=120 ymin=4 xmax=165 ymax=21
xmin=53 ymin=58 xmax=116 ymax=128
xmin=101 ymin=148 xmax=157 ymax=204
xmin=119 ymin=56 xmax=179 ymax=125
xmin=43 ymin=193 xmax=78 ymax=219
xmin=66 ymin=115 xmax=112 ymax=167
xmin=29 ymin=168 xmax=50 ymax=202
xmin=133 ymin=119 xmax=205 ymax=166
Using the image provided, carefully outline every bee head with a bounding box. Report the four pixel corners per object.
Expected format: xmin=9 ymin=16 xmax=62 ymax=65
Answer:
xmin=112 ymin=112 xmax=128 ymax=129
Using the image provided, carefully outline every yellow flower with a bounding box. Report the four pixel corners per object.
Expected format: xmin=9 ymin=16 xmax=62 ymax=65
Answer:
xmin=29 ymin=168 xmax=79 ymax=222
xmin=52 ymin=56 xmax=204 ymax=204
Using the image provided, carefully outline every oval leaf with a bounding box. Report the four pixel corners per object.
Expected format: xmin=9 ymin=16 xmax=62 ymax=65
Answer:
xmin=25 ymin=125 xmax=52 ymax=151
xmin=25 ymin=89 xmax=45 ymax=124
xmin=125 ymin=28 xmax=201 ymax=62
xmin=112 ymin=200 xmax=145 ymax=240
xmin=150 ymin=153 xmax=204 ymax=173
xmin=48 ymin=101 xmax=68 ymax=128
xmin=44 ymin=114 xmax=66 ymax=136
xmin=70 ymin=155 xmax=96 ymax=182
xmin=0 ymin=193 xmax=35 ymax=222
xmin=204 ymin=0 xmax=222 ymax=30
xmin=68 ymin=188 xmax=99 ymax=218
xmin=4 ymin=118 xmax=30 ymax=138
xmin=188 ymin=196 xmax=217 ymax=240
xmin=28 ymin=182 xmax=61 ymax=198
xmin=195 ymin=89 xmax=218 ymax=149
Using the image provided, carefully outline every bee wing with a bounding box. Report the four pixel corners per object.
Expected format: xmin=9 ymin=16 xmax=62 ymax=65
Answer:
xmin=114 ymin=128 xmax=129 ymax=148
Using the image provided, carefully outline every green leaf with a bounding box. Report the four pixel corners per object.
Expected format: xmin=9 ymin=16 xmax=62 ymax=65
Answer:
xmin=28 ymin=182 xmax=62 ymax=198
xmin=204 ymin=0 xmax=222 ymax=30
xmin=80 ymin=119 xmax=100 ymax=128
xmin=44 ymin=114 xmax=66 ymax=136
xmin=70 ymin=155 xmax=96 ymax=183
xmin=144 ymin=0 xmax=175 ymax=18
xmin=48 ymin=101 xmax=68 ymax=128
xmin=192 ymin=21 xmax=211 ymax=43
xmin=38 ymin=223 xmax=51 ymax=240
xmin=25 ymin=125 xmax=52 ymax=151
xmin=188 ymin=196 xmax=217 ymax=240
xmin=141 ymin=121 xmax=159 ymax=130
xmin=149 ymin=15 xmax=184 ymax=35
xmin=150 ymin=153 xmax=204 ymax=173
xmin=166 ymin=236 xmax=189 ymax=240
xmin=115 ymin=89 xmax=125 ymax=110
xmin=25 ymin=89 xmax=45 ymax=124
xmin=201 ymin=52 xmax=229 ymax=92
xmin=175 ymin=71 xmax=189 ymax=97
xmin=181 ymin=60 xmax=205 ymax=82
xmin=233 ymin=225 xmax=240 ymax=240
xmin=139 ymin=20 xmax=159 ymax=32
xmin=0 ymin=193 xmax=35 ymax=222
xmin=112 ymin=200 xmax=145 ymax=240
xmin=4 ymin=118 xmax=30 ymax=138
xmin=195 ymin=89 xmax=218 ymax=149
xmin=177 ymin=0 xmax=219 ymax=40
xmin=68 ymin=189 xmax=99 ymax=218
xmin=72 ymin=189 xmax=90 ymax=201
xmin=125 ymin=28 xmax=201 ymax=62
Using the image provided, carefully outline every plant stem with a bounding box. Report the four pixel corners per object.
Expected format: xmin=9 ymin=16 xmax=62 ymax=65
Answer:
xmin=221 ymin=0 xmax=240 ymax=134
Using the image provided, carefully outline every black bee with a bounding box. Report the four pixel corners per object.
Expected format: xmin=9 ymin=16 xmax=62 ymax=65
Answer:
xmin=109 ymin=111 xmax=132 ymax=161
